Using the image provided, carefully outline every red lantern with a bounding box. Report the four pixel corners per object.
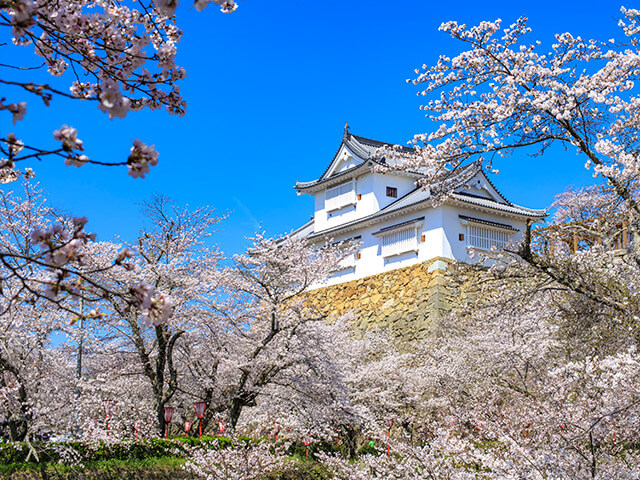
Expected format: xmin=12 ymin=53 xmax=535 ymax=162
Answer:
xmin=194 ymin=402 xmax=207 ymax=418
xmin=385 ymin=418 xmax=393 ymax=455
xmin=164 ymin=406 xmax=175 ymax=423
xmin=184 ymin=421 xmax=193 ymax=436
xmin=104 ymin=401 xmax=116 ymax=437
xmin=218 ymin=419 xmax=226 ymax=435
xmin=273 ymin=423 xmax=281 ymax=441
xmin=194 ymin=401 xmax=207 ymax=438
xmin=303 ymin=435 xmax=311 ymax=458
xmin=164 ymin=406 xmax=175 ymax=439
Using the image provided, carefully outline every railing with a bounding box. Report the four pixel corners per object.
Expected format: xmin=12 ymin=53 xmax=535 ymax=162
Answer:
xmin=466 ymin=225 xmax=511 ymax=251
xmin=337 ymin=253 xmax=356 ymax=269
xmin=325 ymin=181 xmax=356 ymax=212
xmin=533 ymin=218 xmax=632 ymax=255
xmin=381 ymin=228 xmax=418 ymax=258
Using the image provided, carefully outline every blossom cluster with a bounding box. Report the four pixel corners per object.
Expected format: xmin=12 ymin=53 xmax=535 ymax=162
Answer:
xmin=0 ymin=0 xmax=238 ymax=179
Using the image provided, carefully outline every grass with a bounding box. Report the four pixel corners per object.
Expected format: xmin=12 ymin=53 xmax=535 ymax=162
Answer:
xmin=0 ymin=455 xmax=335 ymax=480
xmin=0 ymin=436 xmax=340 ymax=479
xmin=0 ymin=455 xmax=186 ymax=476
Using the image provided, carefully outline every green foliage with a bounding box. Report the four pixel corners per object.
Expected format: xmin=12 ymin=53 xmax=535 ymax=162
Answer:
xmin=0 ymin=437 xmax=337 ymax=480
xmin=314 ymin=440 xmax=345 ymax=456
xmin=0 ymin=437 xmax=219 ymax=465
xmin=0 ymin=456 xmax=334 ymax=480
xmin=357 ymin=442 xmax=380 ymax=456
xmin=263 ymin=458 xmax=332 ymax=480
xmin=0 ymin=456 xmax=186 ymax=477
xmin=285 ymin=439 xmax=343 ymax=460
xmin=169 ymin=434 xmax=233 ymax=449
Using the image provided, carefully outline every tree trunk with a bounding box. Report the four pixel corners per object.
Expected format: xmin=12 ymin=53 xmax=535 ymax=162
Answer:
xmin=0 ymin=368 xmax=29 ymax=440
xmin=155 ymin=396 xmax=167 ymax=438
xmin=227 ymin=397 xmax=244 ymax=431
xmin=8 ymin=414 xmax=28 ymax=441
xmin=341 ymin=424 xmax=361 ymax=459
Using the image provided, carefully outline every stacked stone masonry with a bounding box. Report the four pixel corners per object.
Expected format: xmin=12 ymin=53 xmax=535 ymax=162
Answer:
xmin=305 ymin=258 xmax=480 ymax=340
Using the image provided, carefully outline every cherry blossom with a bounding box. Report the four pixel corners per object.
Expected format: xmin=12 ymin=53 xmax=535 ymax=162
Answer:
xmin=0 ymin=0 xmax=238 ymax=179
xmin=184 ymin=440 xmax=289 ymax=480
xmin=127 ymin=139 xmax=159 ymax=179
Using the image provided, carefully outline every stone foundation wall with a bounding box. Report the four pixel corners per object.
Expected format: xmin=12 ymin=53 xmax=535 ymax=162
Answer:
xmin=306 ymin=258 xmax=477 ymax=340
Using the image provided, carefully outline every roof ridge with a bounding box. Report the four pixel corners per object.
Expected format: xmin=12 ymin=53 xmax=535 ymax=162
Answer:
xmin=351 ymin=133 xmax=415 ymax=152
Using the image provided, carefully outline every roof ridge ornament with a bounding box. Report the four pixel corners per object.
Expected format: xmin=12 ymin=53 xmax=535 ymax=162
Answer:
xmin=343 ymin=122 xmax=350 ymax=141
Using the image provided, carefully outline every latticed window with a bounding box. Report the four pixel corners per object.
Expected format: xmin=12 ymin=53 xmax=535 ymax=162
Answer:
xmin=336 ymin=253 xmax=356 ymax=269
xmin=466 ymin=225 xmax=510 ymax=250
xmin=381 ymin=228 xmax=418 ymax=257
xmin=325 ymin=181 xmax=356 ymax=211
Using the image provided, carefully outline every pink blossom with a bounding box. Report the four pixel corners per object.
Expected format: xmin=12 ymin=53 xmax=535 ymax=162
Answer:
xmin=127 ymin=139 xmax=158 ymax=178
xmin=53 ymin=125 xmax=83 ymax=151
xmin=7 ymin=102 xmax=27 ymax=125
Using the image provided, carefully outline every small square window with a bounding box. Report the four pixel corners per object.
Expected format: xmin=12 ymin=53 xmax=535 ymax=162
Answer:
xmin=386 ymin=186 xmax=398 ymax=198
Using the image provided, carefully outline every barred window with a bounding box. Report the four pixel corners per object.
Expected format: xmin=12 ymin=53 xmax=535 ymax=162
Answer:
xmin=381 ymin=228 xmax=418 ymax=257
xmin=337 ymin=253 xmax=356 ymax=269
xmin=466 ymin=225 xmax=510 ymax=250
xmin=325 ymin=181 xmax=356 ymax=211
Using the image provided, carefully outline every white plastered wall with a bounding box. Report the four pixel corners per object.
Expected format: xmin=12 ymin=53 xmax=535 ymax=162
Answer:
xmin=320 ymin=203 xmax=532 ymax=287
xmin=313 ymin=171 xmax=418 ymax=233
xmin=322 ymin=205 xmax=444 ymax=286
xmin=440 ymin=203 xmax=528 ymax=263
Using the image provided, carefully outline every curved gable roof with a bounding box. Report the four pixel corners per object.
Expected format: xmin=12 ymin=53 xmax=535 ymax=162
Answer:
xmin=293 ymin=126 xmax=544 ymax=218
xmin=295 ymin=126 xmax=420 ymax=192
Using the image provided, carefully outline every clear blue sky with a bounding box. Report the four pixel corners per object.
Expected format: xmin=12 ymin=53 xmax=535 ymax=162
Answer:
xmin=1 ymin=0 xmax=621 ymax=255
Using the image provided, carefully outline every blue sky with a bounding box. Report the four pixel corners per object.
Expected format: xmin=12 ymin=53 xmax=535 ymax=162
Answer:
xmin=1 ymin=0 xmax=622 ymax=255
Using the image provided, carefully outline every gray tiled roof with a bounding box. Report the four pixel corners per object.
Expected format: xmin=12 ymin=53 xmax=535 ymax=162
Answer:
xmin=303 ymin=187 xmax=545 ymax=241
xmin=295 ymin=161 xmax=374 ymax=190
xmin=452 ymin=193 xmax=546 ymax=217
xmin=292 ymin=128 xmax=546 ymax=240
xmin=295 ymin=128 xmax=419 ymax=192
xmin=458 ymin=215 xmax=519 ymax=231
xmin=372 ymin=217 xmax=425 ymax=236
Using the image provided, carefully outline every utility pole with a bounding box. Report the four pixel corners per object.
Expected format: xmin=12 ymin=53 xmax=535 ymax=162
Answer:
xmin=74 ymin=297 xmax=84 ymax=438
xmin=76 ymin=297 xmax=84 ymax=380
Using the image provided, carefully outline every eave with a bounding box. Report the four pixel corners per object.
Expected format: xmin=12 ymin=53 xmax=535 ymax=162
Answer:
xmin=308 ymin=196 xmax=432 ymax=241
xmin=449 ymin=193 xmax=547 ymax=219
xmin=459 ymin=215 xmax=519 ymax=232
xmin=295 ymin=160 xmax=377 ymax=193
xmin=306 ymin=192 xmax=545 ymax=242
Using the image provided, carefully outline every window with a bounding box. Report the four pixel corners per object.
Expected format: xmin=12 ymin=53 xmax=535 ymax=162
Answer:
xmin=386 ymin=186 xmax=398 ymax=198
xmin=381 ymin=228 xmax=418 ymax=257
xmin=466 ymin=225 xmax=510 ymax=250
xmin=337 ymin=252 xmax=356 ymax=269
xmin=330 ymin=252 xmax=357 ymax=278
xmin=325 ymin=181 xmax=356 ymax=212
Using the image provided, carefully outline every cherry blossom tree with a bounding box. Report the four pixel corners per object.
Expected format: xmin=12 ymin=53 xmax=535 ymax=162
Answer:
xmin=181 ymin=235 xmax=360 ymax=434
xmin=0 ymin=180 xmax=155 ymax=338
xmin=321 ymin=283 xmax=640 ymax=479
xmin=184 ymin=440 xmax=290 ymax=480
xmin=0 ymin=302 xmax=69 ymax=440
xmin=0 ymin=0 xmax=240 ymax=317
xmin=84 ymin=195 xmax=224 ymax=436
xmin=1 ymin=0 xmax=237 ymax=181
xmin=378 ymin=7 xmax=640 ymax=306
xmin=398 ymin=7 xmax=640 ymax=205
